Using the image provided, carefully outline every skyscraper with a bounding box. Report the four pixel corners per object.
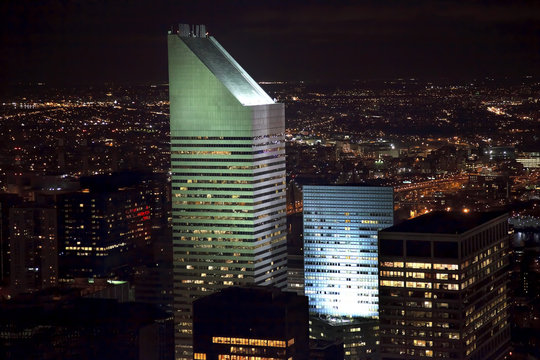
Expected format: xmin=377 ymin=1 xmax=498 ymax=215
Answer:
xmin=303 ymin=185 xmax=394 ymax=318
xmin=168 ymin=24 xmax=287 ymax=358
xmin=9 ymin=205 xmax=58 ymax=294
xmin=378 ymin=211 xmax=510 ymax=360
xmin=57 ymin=175 xmax=153 ymax=280
xmin=303 ymin=185 xmax=393 ymax=359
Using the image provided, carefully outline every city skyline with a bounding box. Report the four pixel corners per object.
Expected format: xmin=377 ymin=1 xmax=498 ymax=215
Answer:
xmin=0 ymin=6 xmax=540 ymax=360
xmin=2 ymin=1 xmax=540 ymax=86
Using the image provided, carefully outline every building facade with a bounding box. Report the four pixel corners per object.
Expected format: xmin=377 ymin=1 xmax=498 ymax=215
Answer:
xmin=57 ymin=175 xmax=153 ymax=280
xmin=378 ymin=211 xmax=511 ymax=360
xmin=9 ymin=206 xmax=58 ymax=294
xmin=192 ymin=286 xmax=309 ymax=360
xmin=303 ymin=185 xmax=393 ymax=359
xmin=168 ymin=24 xmax=287 ymax=358
xmin=303 ymin=185 xmax=394 ymax=318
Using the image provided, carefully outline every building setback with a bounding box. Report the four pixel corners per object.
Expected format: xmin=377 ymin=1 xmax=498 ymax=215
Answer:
xmin=378 ymin=211 xmax=511 ymax=360
xmin=168 ymin=24 xmax=287 ymax=359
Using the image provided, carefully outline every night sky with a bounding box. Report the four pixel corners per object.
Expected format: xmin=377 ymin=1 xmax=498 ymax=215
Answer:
xmin=1 ymin=0 xmax=539 ymax=85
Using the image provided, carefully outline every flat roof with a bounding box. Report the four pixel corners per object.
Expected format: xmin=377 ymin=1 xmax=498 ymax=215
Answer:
xmin=381 ymin=211 xmax=507 ymax=234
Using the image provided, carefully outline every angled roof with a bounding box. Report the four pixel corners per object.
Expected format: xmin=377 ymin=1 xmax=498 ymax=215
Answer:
xmin=179 ymin=35 xmax=274 ymax=106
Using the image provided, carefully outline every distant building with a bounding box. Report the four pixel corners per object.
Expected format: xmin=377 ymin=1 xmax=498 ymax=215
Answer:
xmin=310 ymin=316 xmax=378 ymax=360
xmin=168 ymin=24 xmax=287 ymax=358
xmin=0 ymin=194 xmax=22 ymax=284
xmin=57 ymin=173 xmax=155 ymax=280
xmin=192 ymin=286 xmax=309 ymax=360
xmin=467 ymin=174 xmax=509 ymax=201
xmin=9 ymin=205 xmax=58 ymax=295
xmin=287 ymin=212 xmax=304 ymax=295
xmin=516 ymin=151 xmax=540 ymax=168
xmin=378 ymin=211 xmax=511 ymax=360
xmin=485 ymin=146 xmax=516 ymax=161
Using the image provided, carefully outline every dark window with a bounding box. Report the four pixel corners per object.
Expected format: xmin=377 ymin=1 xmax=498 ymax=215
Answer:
xmin=407 ymin=240 xmax=431 ymax=257
xmin=380 ymin=239 xmax=403 ymax=256
xmin=434 ymin=242 xmax=458 ymax=258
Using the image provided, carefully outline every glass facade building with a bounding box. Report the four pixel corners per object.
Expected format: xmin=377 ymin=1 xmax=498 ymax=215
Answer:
xmin=303 ymin=185 xmax=394 ymax=318
xmin=168 ymin=25 xmax=287 ymax=359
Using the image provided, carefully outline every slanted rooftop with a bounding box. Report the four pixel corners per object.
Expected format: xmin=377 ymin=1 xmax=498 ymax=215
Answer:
xmin=381 ymin=211 xmax=507 ymax=234
xmin=179 ymin=35 xmax=274 ymax=106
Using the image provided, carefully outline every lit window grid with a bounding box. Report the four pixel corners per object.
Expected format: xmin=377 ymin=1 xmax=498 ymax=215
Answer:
xmin=303 ymin=185 xmax=393 ymax=318
xmin=171 ymin=136 xmax=288 ymax=350
xmin=378 ymin=223 xmax=510 ymax=358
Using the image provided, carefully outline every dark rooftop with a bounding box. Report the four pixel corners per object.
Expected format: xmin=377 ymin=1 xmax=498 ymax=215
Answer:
xmin=195 ymin=285 xmax=299 ymax=305
xmin=381 ymin=211 xmax=507 ymax=234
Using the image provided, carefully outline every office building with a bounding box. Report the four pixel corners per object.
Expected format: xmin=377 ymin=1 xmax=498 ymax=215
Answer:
xmin=192 ymin=286 xmax=309 ymax=360
xmin=378 ymin=211 xmax=511 ymax=360
xmin=287 ymin=212 xmax=304 ymax=295
xmin=303 ymin=185 xmax=393 ymax=359
xmin=168 ymin=24 xmax=287 ymax=358
xmin=309 ymin=316 xmax=379 ymax=360
xmin=9 ymin=206 xmax=58 ymax=294
xmin=57 ymin=174 xmax=153 ymax=280
xmin=0 ymin=194 xmax=22 ymax=283
xmin=303 ymin=185 xmax=394 ymax=318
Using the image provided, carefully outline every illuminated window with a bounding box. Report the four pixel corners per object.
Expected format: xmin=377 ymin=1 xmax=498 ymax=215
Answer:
xmin=433 ymin=264 xmax=458 ymax=270
xmin=406 ymin=281 xmax=432 ymax=289
xmin=406 ymin=262 xmax=432 ymax=269
xmin=406 ymin=271 xmax=426 ymax=279
xmin=381 ymin=261 xmax=404 ymax=268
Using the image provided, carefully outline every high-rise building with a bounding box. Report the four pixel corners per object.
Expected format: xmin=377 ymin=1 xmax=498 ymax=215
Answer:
xmin=378 ymin=211 xmax=511 ymax=360
xmin=57 ymin=174 xmax=153 ymax=280
xmin=192 ymin=286 xmax=309 ymax=360
xmin=168 ymin=24 xmax=287 ymax=358
xmin=303 ymin=185 xmax=394 ymax=318
xmin=9 ymin=205 xmax=58 ymax=294
xmin=0 ymin=194 xmax=22 ymax=284
xmin=303 ymin=185 xmax=393 ymax=359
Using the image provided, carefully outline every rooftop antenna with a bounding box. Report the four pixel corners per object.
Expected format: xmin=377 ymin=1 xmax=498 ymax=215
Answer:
xmin=179 ymin=23 xmax=190 ymax=37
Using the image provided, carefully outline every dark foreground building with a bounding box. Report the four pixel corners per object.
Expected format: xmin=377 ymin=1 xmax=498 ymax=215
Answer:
xmin=192 ymin=286 xmax=309 ymax=360
xmin=0 ymin=292 xmax=173 ymax=360
xmin=378 ymin=211 xmax=511 ymax=360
